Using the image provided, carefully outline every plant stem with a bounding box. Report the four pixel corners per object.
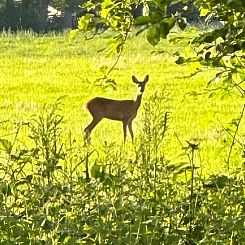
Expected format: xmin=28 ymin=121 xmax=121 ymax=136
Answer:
xmin=189 ymin=146 xmax=195 ymax=239
xmin=226 ymin=103 xmax=245 ymax=171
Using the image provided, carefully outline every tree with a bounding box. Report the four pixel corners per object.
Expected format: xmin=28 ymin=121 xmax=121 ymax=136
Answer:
xmin=19 ymin=0 xmax=48 ymax=32
xmin=0 ymin=0 xmax=21 ymax=30
xmin=73 ymin=0 xmax=245 ymax=94
xmin=52 ymin=0 xmax=82 ymax=29
xmin=21 ymin=0 xmax=38 ymax=30
xmin=187 ymin=0 xmax=245 ymax=96
xmin=37 ymin=0 xmax=52 ymax=31
xmin=0 ymin=0 xmax=51 ymax=32
xmin=71 ymin=0 xmax=189 ymax=83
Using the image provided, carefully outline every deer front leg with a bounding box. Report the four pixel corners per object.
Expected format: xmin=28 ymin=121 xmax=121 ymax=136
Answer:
xmin=128 ymin=120 xmax=134 ymax=142
xmin=122 ymin=122 xmax=127 ymax=144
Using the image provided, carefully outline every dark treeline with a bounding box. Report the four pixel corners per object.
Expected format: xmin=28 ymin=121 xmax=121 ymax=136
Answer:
xmin=0 ymin=0 xmax=84 ymax=32
xmin=0 ymin=0 xmax=199 ymax=33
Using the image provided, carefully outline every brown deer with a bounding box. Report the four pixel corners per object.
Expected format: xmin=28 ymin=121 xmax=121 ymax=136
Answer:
xmin=84 ymin=75 xmax=149 ymax=143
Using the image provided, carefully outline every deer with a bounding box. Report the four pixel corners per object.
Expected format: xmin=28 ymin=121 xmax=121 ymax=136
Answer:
xmin=84 ymin=75 xmax=149 ymax=144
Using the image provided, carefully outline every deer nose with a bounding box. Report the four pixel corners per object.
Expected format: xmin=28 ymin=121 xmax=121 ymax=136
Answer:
xmin=139 ymin=86 xmax=145 ymax=93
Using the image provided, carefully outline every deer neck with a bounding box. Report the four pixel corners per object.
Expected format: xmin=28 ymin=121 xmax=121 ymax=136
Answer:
xmin=134 ymin=91 xmax=143 ymax=109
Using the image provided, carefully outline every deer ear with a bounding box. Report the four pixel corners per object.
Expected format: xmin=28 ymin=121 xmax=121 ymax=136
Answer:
xmin=132 ymin=76 xmax=138 ymax=84
xmin=144 ymin=74 xmax=149 ymax=83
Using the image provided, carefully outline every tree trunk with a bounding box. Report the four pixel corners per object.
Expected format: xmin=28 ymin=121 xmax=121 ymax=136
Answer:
xmin=5 ymin=0 xmax=15 ymax=26
xmin=37 ymin=0 xmax=51 ymax=32
xmin=64 ymin=6 xmax=73 ymax=29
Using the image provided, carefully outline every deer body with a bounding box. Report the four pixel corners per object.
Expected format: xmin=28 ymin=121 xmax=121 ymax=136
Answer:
xmin=84 ymin=75 xmax=149 ymax=143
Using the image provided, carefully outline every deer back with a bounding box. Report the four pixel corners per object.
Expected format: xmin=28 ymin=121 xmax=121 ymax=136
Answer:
xmin=86 ymin=97 xmax=138 ymax=121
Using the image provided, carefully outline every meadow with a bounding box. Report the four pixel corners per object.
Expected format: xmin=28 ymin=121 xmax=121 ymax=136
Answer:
xmin=0 ymin=30 xmax=245 ymax=244
xmin=0 ymin=30 xmax=244 ymax=171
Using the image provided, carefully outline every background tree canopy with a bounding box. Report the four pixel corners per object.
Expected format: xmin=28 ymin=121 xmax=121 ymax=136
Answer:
xmin=0 ymin=0 xmax=83 ymax=31
xmin=74 ymin=0 xmax=245 ymax=95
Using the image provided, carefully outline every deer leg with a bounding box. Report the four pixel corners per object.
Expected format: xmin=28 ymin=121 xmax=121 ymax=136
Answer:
xmin=122 ymin=122 xmax=127 ymax=144
xmin=128 ymin=121 xmax=134 ymax=142
xmin=84 ymin=117 xmax=101 ymax=142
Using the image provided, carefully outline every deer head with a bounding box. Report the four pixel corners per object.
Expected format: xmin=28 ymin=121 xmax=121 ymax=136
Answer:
xmin=132 ymin=74 xmax=149 ymax=93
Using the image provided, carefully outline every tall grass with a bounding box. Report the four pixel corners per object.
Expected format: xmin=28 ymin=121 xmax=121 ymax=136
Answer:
xmin=0 ymin=96 xmax=244 ymax=244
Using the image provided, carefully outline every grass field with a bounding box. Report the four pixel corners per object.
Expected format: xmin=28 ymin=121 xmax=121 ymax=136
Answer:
xmin=0 ymin=30 xmax=245 ymax=244
xmin=0 ymin=30 xmax=243 ymax=173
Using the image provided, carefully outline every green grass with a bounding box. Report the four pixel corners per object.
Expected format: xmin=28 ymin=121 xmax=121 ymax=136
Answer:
xmin=0 ymin=30 xmax=244 ymax=173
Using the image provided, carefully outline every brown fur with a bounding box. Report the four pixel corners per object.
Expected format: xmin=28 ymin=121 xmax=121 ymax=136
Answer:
xmin=84 ymin=75 xmax=149 ymax=143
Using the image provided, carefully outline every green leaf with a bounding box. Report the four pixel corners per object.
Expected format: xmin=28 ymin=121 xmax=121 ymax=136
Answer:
xmin=90 ymin=163 xmax=101 ymax=179
xmin=82 ymin=2 xmax=96 ymax=11
xmin=26 ymin=174 xmax=33 ymax=182
xmin=230 ymin=56 xmax=241 ymax=67
xmin=200 ymin=8 xmax=209 ymax=16
xmin=78 ymin=14 xmax=92 ymax=31
xmin=159 ymin=21 xmax=170 ymax=39
xmin=134 ymin=16 xmax=151 ymax=25
xmin=150 ymin=11 xmax=164 ymax=24
xmin=0 ymin=138 xmax=12 ymax=155
xmin=163 ymin=17 xmax=176 ymax=29
xmin=193 ymin=31 xmax=216 ymax=44
xmin=212 ymin=58 xmax=225 ymax=67
xmin=147 ymin=26 xmax=160 ymax=46
xmin=175 ymin=56 xmax=185 ymax=64
xmin=204 ymin=51 xmax=211 ymax=60
xmin=216 ymin=43 xmax=223 ymax=53
xmin=238 ymin=68 xmax=245 ymax=80
xmin=203 ymin=175 xmax=229 ymax=189
xmin=101 ymin=0 xmax=113 ymax=9
xmin=155 ymin=0 xmax=168 ymax=12
xmin=0 ymin=182 xmax=12 ymax=196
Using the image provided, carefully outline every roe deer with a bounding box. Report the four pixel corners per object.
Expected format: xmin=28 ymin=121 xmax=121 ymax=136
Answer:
xmin=84 ymin=75 xmax=149 ymax=143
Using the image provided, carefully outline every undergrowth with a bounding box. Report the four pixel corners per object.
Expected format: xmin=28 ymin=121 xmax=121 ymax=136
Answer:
xmin=0 ymin=97 xmax=244 ymax=244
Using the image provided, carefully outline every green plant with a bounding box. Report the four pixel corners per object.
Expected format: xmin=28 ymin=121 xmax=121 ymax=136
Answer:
xmin=0 ymin=97 xmax=244 ymax=243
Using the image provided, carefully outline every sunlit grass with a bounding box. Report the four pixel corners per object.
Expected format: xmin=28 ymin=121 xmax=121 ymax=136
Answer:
xmin=0 ymin=30 xmax=243 ymax=173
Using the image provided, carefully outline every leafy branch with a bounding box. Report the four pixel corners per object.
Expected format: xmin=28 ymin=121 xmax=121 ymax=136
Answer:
xmin=71 ymin=0 xmax=189 ymax=88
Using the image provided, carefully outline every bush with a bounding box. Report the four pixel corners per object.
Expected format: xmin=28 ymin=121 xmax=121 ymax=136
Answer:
xmin=0 ymin=97 xmax=244 ymax=244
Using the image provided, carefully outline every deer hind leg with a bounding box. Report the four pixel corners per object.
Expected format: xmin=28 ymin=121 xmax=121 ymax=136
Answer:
xmin=128 ymin=120 xmax=134 ymax=142
xmin=84 ymin=117 xmax=102 ymax=143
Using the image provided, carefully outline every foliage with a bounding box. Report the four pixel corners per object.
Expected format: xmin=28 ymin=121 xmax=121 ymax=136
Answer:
xmin=176 ymin=0 xmax=245 ymax=97
xmin=74 ymin=0 xmax=189 ymax=43
xmin=0 ymin=0 xmax=79 ymax=32
xmin=0 ymin=98 xmax=244 ymax=243
xmin=71 ymin=0 xmax=190 ymax=86
xmin=70 ymin=0 xmax=139 ymax=85
xmin=174 ymin=0 xmax=245 ymax=174
xmin=52 ymin=0 xmax=81 ymax=12
xmin=73 ymin=0 xmax=245 ymax=97
xmin=0 ymin=0 xmax=22 ymax=31
xmin=1 ymin=0 xmax=245 ymax=243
